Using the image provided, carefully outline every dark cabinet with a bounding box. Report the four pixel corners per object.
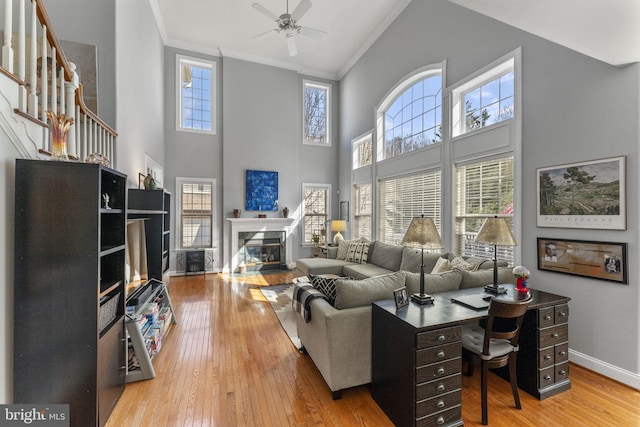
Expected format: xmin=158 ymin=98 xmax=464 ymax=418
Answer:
xmin=14 ymin=159 xmax=126 ymax=427
xmin=127 ymin=189 xmax=171 ymax=280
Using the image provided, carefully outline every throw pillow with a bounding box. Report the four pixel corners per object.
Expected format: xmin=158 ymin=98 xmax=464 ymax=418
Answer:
xmin=451 ymin=256 xmax=474 ymax=271
xmin=346 ymin=241 xmax=370 ymax=264
xmin=336 ymin=239 xmax=353 ymax=260
xmin=309 ymin=274 xmax=339 ymax=305
xmin=431 ymin=257 xmax=451 ymax=273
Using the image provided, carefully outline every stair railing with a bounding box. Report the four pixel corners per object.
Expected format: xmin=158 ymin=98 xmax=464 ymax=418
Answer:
xmin=1 ymin=0 xmax=117 ymax=165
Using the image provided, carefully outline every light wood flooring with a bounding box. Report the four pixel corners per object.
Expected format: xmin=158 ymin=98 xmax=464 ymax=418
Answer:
xmin=106 ymin=271 xmax=640 ymax=426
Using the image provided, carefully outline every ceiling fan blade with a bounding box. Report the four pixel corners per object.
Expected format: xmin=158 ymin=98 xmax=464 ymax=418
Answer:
xmin=291 ymin=0 xmax=312 ymax=22
xmin=252 ymin=3 xmax=279 ymax=21
xmin=298 ymin=26 xmax=327 ymax=40
xmin=285 ymin=33 xmax=298 ymax=56
xmin=252 ymin=29 xmax=279 ymax=40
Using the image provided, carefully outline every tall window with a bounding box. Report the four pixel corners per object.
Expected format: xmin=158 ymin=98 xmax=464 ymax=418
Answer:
xmin=378 ymin=171 xmax=441 ymax=245
xmin=176 ymin=55 xmax=216 ymax=134
xmin=353 ymin=183 xmax=372 ymax=240
xmin=454 ymin=157 xmax=514 ymax=262
xmin=303 ymin=80 xmax=331 ymax=145
xmin=380 ymin=73 xmax=442 ymax=161
xmin=352 ymin=132 xmax=373 ymax=169
xmin=176 ymin=178 xmax=215 ymax=248
xmin=303 ymin=184 xmax=330 ymax=243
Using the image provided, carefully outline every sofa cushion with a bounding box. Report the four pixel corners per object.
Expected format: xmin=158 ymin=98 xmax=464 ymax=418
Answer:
xmin=458 ymin=267 xmax=516 ymax=289
xmin=309 ymin=274 xmax=340 ymax=305
xmin=405 ymin=269 xmax=463 ymax=295
xmin=334 ymin=271 xmax=407 ymax=309
xmin=346 ymin=241 xmax=370 ymax=263
xmin=451 ymin=256 xmax=474 ymax=271
xmin=399 ymin=248 xmax=444 ymax=273
xmin=431 ymin=257 xmax=451 ymax=273
xmin=296 ymin=257 xmax=353 ymax=276
xmin=368 ymin=241 xmax=403 ymax=271
xmin=343 ymin=263 xmax=394 ymax=280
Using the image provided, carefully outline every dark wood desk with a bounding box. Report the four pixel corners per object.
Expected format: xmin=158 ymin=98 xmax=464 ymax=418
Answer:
xmin=372 ymin=284 xmax=571 ymax=427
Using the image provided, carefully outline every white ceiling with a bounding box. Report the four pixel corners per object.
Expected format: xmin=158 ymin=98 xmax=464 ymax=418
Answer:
xmin=152 ymin=0 xmax=640 ymax=80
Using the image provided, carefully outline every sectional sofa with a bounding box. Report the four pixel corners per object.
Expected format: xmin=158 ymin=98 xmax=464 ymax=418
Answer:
xmin=294 ymin=240 xmax=515 ymax=399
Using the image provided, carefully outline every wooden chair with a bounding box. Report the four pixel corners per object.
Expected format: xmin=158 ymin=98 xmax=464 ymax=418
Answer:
xmin=461 ymin=295 xmax=532 ymax=425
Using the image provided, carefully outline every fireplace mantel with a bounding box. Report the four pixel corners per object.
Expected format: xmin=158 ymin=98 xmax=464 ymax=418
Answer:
xmin=227 ymin=218 xmax=295 ymax=273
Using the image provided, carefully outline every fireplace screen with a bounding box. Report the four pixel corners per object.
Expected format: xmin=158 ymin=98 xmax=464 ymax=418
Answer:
xmin=238 ymin=232 xmax=285 ymax=271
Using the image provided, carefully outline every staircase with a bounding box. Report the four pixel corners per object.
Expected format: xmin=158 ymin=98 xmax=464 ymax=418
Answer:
xmin=0 ymin=0 xmax=116 ymax=165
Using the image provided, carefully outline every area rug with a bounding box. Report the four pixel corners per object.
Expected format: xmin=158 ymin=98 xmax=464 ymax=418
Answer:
xmin=260 ymin=283 xmax=302 ymax=350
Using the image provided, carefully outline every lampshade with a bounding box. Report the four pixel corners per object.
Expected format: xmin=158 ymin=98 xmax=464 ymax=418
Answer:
xmin=474 ymin=216 xmax=517 ymax=247
xmin=401 ymin=216 xmax=444 ymax=249
xmin=331 ymin=220 xmax=347 ymax=232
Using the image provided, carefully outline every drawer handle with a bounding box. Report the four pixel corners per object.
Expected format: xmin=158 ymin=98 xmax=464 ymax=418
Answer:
xmin=437 ymin=335 xmax=446 ymax=342
xmin=544 ymin=375 xmax=552 ymax=381
xmin=544 ymin=355 xmax=552 ymax=360
xmin=544 ymin=315 xmax=552 ymax=320
xmin=558 ymin=351 xmax=567 ymax=356
xmin=437 ymin=416 xmax=445 ymax=425
xmin=437 ymin=384 xmax=445 ymax=392
xmin=437 ymin=367 xmax=445 ymax=375
xmin=437 ymin=351 xmax=445 ymax=358
xmin=559 ymin=370 xmax=567 ymax=376
xmin=551 ymin=333 xmax=559 ymax=338
xmin=558 ymin=311 xmax=567 ymax=317
xmin=437 ymin=400 xmax=445 ymax=409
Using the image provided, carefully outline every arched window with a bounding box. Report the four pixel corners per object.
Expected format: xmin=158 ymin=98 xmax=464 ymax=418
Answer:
xmin=378 ymin=70 xmax=442 ymax=161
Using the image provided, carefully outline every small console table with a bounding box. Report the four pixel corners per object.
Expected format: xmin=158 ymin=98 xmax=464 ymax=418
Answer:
xmin=372 ymin=284 xmax=571 ymax=427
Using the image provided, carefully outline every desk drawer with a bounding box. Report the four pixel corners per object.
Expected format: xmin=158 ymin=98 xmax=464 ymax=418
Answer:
xmin=417 ymin=342 xmax=461 ymax=366
xmin=539 ymin=362 xmax=570 ymax=387
xmin=555 ymin=304 xmax=569 ymax=324
xmin=417 ymin=326 xmax=461 ymax=349
xmin=539 ymin=324 xmax=568 ymax=348
xmin=539 ymin=342 xmax=570 ymax=368
xmin=416 ymin=389 xmax=461 ymax=418
xmin=416 ymin=358 xmax=461 ymax=383
xmin=416 ymin=374 xmax=461 ymax=401
xmin=416 ymin=405 xmax=461 ymax=427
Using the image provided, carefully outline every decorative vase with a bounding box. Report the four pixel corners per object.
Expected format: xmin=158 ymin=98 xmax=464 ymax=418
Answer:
xmin=46 ymin=111 xmax=74 ymax=161
xmin=143 ymin=173 xmax=157 ymax=190
xmin=233 ymin=209 xmax=241 ymax=218
xmin=282 ymin=207 xmax=289 ymax=218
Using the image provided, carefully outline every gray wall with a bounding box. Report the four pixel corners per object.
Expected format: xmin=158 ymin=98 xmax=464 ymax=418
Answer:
xmin=340 ymin=0 xmax=640 ymax=383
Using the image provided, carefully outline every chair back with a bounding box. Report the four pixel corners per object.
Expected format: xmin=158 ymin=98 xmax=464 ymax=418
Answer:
xmin=482 ymin=296 xmax=532 ymax=356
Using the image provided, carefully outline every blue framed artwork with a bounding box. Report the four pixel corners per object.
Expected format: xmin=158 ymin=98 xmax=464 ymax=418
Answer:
xmin=246 ymin=170 xmax=278 ymax=211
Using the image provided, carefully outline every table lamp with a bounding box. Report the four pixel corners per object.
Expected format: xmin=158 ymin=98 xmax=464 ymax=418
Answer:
xmin=331 ymin=220 xmax=347 ymax=245
xmin=401 ymin=215 xmax=444 ymax=304
xmin=474 ymin=216 xmax=517 ymax=294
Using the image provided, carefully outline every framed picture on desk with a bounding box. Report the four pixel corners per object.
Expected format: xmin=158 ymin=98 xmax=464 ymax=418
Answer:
xmin=393 ymin=287 xmax=409 ymax=309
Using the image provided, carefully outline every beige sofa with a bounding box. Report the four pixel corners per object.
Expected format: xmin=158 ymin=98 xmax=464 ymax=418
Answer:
xmin=294 ymin=241 xmax=515 ymax=399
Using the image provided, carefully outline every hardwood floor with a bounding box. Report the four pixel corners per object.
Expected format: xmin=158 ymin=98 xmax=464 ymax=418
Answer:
xmin=107 ymin=272 xmax=640 ymax=426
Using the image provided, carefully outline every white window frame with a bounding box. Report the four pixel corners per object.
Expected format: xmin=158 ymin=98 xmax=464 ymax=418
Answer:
xmin=302 ymin=183 xmax=331 ymax=244
xmin=302 ymin=79 xmax=331 ymax=146
xmin=375 ymin=65 xmax=443 ymax=162
xmin=353 ymin=182 xmax=372 ymax=241
xmin=175 ymin=177 xmax=216 ymax=249
xmin=176 ymin=54 xmax=216 ymax=135
xmin=451 ymin=57 xmax=514 ymax=138
xmin=352 ymin=131 xmax=373 ymax=170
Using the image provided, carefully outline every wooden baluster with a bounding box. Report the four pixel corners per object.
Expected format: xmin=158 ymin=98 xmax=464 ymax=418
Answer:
xmin=59 ymin=64 xmax=64 ymax=116
xmin=40 ymin=24 xmax=47 ymax=121
xmin=81 ymin=107 xmax=87 ymax=160
xmin=28 ymin=1 xmax=37 ymax=117
xmin=51 ymin=47 xmax=57 ymax=114
xmin=18 ymin=0 xmax=26 ymax=110
xmin=65 ymin=79 xmax=76 ymax=158
xmin=3 ymin=0 xmax=14 ymax=71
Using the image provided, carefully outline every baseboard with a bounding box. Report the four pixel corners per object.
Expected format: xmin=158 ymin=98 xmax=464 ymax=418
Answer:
xmin=570 ymin=349 xmax=640 ymax=390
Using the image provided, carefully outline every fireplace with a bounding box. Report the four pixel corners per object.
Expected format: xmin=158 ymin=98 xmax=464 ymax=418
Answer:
xmin=239 ymin=232 xmax=284 ymax=271
xmin=226 ymin=218 xmax=295 ymax=273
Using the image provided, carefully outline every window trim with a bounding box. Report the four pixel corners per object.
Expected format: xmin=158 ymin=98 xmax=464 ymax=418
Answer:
xmin=301 ymin=183 xmax=331 ymax=245
xmin=302 ymin=79 xmax=331 ymax=146
xmin=176 ymin=54 xmax=216 ymax=135
xmin=352 ymin=131 xmax=373 ymax=170
xmin=175 ymin=177 xmax=216 ymax=250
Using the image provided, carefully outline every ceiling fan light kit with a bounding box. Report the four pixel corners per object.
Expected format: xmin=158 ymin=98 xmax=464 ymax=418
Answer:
xmin=252 ymin=0 xmax=327 ymax=56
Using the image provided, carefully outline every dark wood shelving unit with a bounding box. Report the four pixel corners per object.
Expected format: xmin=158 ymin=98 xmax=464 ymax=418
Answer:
xmin=14 ymin=159 xmax=127 ymax=427
xmin=127 ymin=189 xmax=171 ymax=280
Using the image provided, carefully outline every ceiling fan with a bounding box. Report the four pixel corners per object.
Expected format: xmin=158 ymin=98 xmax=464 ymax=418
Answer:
xmin=252 ymin=0 xmax=327 ymax=56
